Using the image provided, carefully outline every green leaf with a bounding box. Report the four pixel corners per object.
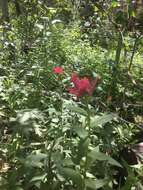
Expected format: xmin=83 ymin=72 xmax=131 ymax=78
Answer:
xmin=30 ymin=174 xmax=46 ymax=183
xmin=23 ymin=153 xmax=47 ymax=168
xmin=63 ymin=158 xmax=74 ymax=167
xmin=14 ymin=187 xmax=24 ymax=190
xmin=87 ymin=149 xmax=122 ymax=168
xmin=59 ymin=168 xmax=84 ymax=189
xmin=78 ymin=137 xmax=90 ymax=157
xmin=35 ymin=24 xmax=44 ymax=30
xmin=90 ymin=113 xmax=117 ymax=128
xmin=74 ymin=126 xmax=88 ymax=139
xmin=111 ymin=1 xmax=119 ymax=8
xmin=68 ymin=105 xmax=88 ymax=116
xmin=120 ymin=160 xmax=137 ymax=190
xmin=135 ymin=182 xmax=143 ymax=190
xmin=74 ymin=137 xmax=90 ymax=164
xmin=130 ymin=10 xmax=136 ymax=18
xmin=85 ymin=178 xmax=108 ymax=189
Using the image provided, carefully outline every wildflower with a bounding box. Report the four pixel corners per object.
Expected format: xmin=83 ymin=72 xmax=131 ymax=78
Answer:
xmin=69 ymin=73 xmax=99 ymax=97
xmin=53 ymin=66 xmax=64 ymax=74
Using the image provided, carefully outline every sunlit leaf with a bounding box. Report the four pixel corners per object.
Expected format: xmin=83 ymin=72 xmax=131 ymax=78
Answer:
xmin=68 ymin=105 xmax=88 ymax=116
xmin=85 ymin=178 xmax=108 ymax=189
xmin=23 ymin=153 xmax=47 ymax=168
xmin=91 ymin=113 xmax=117 ymax=128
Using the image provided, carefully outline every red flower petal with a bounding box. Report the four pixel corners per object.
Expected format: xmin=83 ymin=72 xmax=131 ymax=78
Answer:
xmin=53 ymin=66 xmax=64 ymax=74
xmin=70 ymin=73 xmax=78 ymax=82
xmin=69 ymin=74 xmax=100 ymax=98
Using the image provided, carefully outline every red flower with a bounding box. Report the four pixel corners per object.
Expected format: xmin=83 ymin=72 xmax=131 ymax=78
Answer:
xmin=69 ymin=73 xmax=99 ymax=97
xmin=53 ymin=66 xmax=64 ymax=74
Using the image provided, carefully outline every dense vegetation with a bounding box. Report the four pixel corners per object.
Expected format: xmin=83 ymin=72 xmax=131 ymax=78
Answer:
xmin=0 ymin=0 xmax=143 ymax=189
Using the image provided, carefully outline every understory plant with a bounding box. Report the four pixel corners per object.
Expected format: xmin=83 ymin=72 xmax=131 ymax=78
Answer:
xmin=0 ymin=66 xmax=142 ymax=190
xmin=0 ymin=1 xmax=143 ymax=189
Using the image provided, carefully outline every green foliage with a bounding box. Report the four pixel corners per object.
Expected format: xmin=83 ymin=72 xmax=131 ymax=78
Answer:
xmin=0 ymin=0 xmax=143 ymax=189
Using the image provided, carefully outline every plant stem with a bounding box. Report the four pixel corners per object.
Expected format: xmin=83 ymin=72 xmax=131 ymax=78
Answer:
xmin=87 ymin=106 xmax=91 ymax=136
xmin=111 ymin=30 xmax=124 ymax=99
xmin=115 ymin=30 xmax=123 ymax=66
xmin=128 ymin=34 xmax=141 ymax=71
xmin=84 ymin=98 xmax=91 ymax=135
